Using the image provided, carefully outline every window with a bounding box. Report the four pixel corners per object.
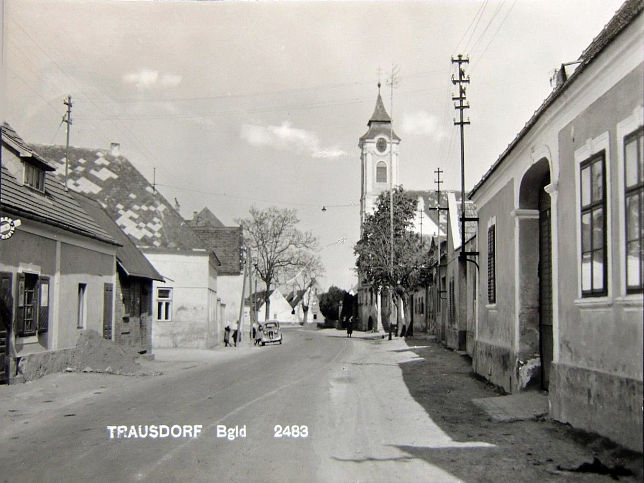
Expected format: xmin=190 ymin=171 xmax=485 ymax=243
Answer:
xmin=624 ymin=128 xmax=643 ymax=293
xmin=17 ymin=274 xmax=37 ymax=336
xmin=24 ymin=163 xmax=45 ymax=191
xmin=580 ymin=152 xmax=607 ymax=297
xmin=487 ymin=225 xmax=496 ymax=303
xmin=156 ymin=287 xmax=172 ymax=321
xmin=376 ymin=162 xmax=387 ymax=183
xmin=77 ymin=283 xmax=87 ymax=328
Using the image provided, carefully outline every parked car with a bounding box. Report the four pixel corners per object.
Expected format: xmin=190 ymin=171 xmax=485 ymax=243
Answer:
xmin=260 ymin=321 xmax=282 ymax=346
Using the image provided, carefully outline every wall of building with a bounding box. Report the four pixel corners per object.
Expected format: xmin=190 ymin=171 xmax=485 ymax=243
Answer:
xmin=144 ymin=250 xmax=217 ymax=349
xmin=472 ymin=180 xmax=517 ymax=392
xmin=552 ymin=63 xmax=643 ymax=451
xmin=0 ymin=220 xmax=116 ymax=381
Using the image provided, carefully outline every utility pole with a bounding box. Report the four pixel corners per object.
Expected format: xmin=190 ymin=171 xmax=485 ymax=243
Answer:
xmin=62 ymin=96 xmax=72 ymax=190
xmin=451 ymin=55 xmax=470 ymax=257
xmin=387 ymin=65 xmax=400 ymax=340
xmin=434 ymin=167 xmax=448 ymax=326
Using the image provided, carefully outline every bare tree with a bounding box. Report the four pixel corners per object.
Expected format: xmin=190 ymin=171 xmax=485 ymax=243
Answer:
xmin=283 ymin=252 xmax=325 ymax=323
xmin=238 ymin=206 xmax=318 ymax=320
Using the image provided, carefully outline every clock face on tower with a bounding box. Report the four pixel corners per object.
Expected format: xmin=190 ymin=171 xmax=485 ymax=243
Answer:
xmin=376 ymin=137 xmax=387 ymax=153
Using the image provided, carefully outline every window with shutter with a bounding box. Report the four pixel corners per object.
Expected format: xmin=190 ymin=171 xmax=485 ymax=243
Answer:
xmin=38 ymin=277 xmax=49 ymax=333
xmin=487 ymin=225 xmax=496 ymax=304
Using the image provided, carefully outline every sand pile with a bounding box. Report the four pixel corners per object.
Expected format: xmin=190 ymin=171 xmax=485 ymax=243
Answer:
xmin=69 ymin=330 xmax=142 ymax=375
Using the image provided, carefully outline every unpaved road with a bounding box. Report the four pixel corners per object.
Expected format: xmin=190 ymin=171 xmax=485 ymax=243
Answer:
xmin=0 ymin=328 xmax=640 ymax=482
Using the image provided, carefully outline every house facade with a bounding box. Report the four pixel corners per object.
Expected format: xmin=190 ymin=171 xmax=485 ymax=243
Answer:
xmin=469 ymin=0 xmax=643 ymax=451
xmin=34 ymin=143 xmax=226 ymax=349
xmin=74 ymin=193 xmax=163 ymax=353
xmin=188 ymin=207 xmax=244 ymax=329
xmin=0 ymin=124 xmax=118 ymax=383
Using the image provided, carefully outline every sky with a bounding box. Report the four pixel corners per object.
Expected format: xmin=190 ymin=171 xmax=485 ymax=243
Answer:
xmin=0 ymin=0 xmax=626 ymax=290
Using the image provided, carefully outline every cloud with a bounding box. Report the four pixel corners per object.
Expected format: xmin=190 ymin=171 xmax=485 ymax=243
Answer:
xmin=122 ymin=69 xmax=182 ymax=89
xmin=400 ymin=110 xmax=448 ymax=140
xmin=240 ymin=121 xmax=346 ymax=159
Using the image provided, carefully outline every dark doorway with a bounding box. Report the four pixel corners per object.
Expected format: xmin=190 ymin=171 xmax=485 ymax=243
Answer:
xmin=539 ymin=179 xmax=553 ymax=390
xmin=103 ymin=283 xmax=113 ymax=340
xmin=0 ymin=272 xmax=13 ymax=384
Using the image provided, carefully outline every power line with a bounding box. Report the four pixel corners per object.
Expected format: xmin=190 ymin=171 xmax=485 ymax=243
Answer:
xmin=471 ymin=0 xmax=519 ymax=73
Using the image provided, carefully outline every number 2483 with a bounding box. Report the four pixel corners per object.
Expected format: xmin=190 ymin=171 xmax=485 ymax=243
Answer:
xmin=274 ymin=425 xmax=308 ymax=438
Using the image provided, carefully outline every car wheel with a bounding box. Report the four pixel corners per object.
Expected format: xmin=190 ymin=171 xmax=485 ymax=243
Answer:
xmin=261 ymin=342 xmax=265 ymax=346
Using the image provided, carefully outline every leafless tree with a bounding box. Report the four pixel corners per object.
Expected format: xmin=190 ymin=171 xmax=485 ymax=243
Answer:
xmin=238 ymin=206 xmax=318 ymax=320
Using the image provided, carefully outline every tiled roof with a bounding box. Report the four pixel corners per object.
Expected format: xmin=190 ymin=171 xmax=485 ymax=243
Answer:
xmin=189 ymin=207 xmax=225 ymax=228
xmin=33 ymin=144 xmax=208 ymax=251
xmin=188 ymin=209 xmax=242 ymax=275
xmin=1 ymin=124 xmax=117 ymax=245
xmin=74 ymin=193 xmax=164 ymax=281
xmin=369 ymin=92 xmax=391 ymax=123
xmin=359 ymin=91 xmax=401 ymax=142
xmin=469 ymin=0 xmax=643 ymax=198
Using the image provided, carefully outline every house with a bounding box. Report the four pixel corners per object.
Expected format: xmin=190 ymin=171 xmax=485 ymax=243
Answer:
xmin=285 ymin=278 xmax=322 ymax=324
xmin=257 ymin=288 xmax=299 ymax=323
xmin=187 ymin=207 xmax=244 ymax=328
xmin=34 ymin=143 xmax=225 ymax=349
xmin=0 ymin=123 xmax=119 ymax=383
xmin=443 ymin=191 xmax=477 ymax=352
xmin=468 ymin=0 xmax=643 ymax=451
xmin=73 ymin=193 xmax=163 ymax=353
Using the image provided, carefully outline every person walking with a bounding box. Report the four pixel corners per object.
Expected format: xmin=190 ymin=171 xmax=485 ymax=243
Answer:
xmin=232 ymin=321 xmax=239 ymax=347
xmin=347 ymin=316 xmax=353 ymax=338
xmin=224 ymin=324 xmax=231 ymax=347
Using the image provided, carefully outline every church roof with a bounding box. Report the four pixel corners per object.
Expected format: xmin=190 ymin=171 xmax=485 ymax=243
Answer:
xmin=360 ymin=87 xmax=400 ymax=143
xmin=368 ymin=91 xmax=391 ymax=124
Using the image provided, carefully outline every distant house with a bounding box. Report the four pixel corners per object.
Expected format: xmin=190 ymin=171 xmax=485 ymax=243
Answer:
xmin=257 ymin=288 xmax=298 ymax=323
xmin=443 ymin=192 xmax=477 ymax=352
xmin=468 ymin=0 xmax=643 ymax=451
xmin=0 ymin=123 xmax=118 ymax=383
xmin=73 ymin=194 xmax=163 ymax=353
xmin=187 ymin=207 xmax=244 ymax=327
xmin=34 ymin=143 xmax=225 ymax=349
xmin=285 ymin=279 xmax=322 ymax=324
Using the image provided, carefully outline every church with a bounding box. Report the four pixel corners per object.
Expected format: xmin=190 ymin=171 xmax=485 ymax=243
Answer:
xmin=355 ymin=85 xmax=445 ymax=334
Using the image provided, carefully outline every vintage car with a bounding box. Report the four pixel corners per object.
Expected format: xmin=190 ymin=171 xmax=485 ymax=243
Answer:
xmin=260 ymin=321 xmax=282 ymax=346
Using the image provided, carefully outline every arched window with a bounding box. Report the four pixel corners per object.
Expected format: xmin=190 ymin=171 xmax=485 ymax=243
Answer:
xmin=376 ymin=162 xmax=387 ymax=183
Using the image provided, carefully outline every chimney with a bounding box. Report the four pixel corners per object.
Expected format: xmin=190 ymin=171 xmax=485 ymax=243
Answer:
xmin=110 ymin=142 xmax=120 ymax=157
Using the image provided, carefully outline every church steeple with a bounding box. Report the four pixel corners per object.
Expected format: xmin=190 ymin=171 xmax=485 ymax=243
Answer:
xmin=368 ymin=83 xmax=391 ymax=125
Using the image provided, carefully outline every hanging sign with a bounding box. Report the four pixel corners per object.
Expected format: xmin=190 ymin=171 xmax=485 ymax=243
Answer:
xmin=0 ymin=217 xmax=21 ymax=240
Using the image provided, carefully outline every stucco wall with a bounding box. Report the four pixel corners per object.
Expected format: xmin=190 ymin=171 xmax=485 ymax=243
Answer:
xmin=552 ymin=64 xmax=643 ymax=451
xmin=58 ymin=242 xmax=114 ymax=349
xmin=144 ymin=250 xmax=217 ymax=349
xmin=472 ymin=180 xmax=516 ymax=392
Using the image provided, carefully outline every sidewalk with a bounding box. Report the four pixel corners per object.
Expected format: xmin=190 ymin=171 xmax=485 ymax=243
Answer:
xmin=394 ymin=334 xmax=642 ymax=482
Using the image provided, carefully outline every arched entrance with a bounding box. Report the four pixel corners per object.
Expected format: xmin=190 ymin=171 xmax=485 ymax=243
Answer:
xmin=517 ymin=158 xmax=553 ymax=390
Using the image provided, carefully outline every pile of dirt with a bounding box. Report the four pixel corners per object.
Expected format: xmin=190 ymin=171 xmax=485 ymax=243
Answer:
xmin=68 ymin=330 xmax=142 ymax=375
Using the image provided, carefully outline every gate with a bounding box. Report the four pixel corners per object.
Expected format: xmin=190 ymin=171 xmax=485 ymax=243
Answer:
xmin=539 ymin=186 xmax=553 ymax=390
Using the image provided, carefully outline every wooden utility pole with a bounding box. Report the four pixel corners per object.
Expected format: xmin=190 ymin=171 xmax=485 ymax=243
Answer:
xmin=237 ymin=247 xmax=249 ymax=345
xmin=387 ymin=65 xmax=400 ymax=340
xmin=451 ymin=55 xmax=470 ymax=257
xmin=63 ymin=96 xmax=72 ymax=190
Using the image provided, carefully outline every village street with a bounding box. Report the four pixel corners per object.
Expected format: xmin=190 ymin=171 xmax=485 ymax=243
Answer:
xmin=0 ymin=327 xmax=641 ymax=482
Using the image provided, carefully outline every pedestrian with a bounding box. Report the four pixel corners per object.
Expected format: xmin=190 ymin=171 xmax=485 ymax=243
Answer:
xmin=224 ymin=324 xmax=231 ymax=347
xmin=347 ymin=316 xmax=353 ymax=338
xmin=255 ymin=323 xmax=263 ymax=346
xmin=232 ymin=321 xmax=239 ymax=347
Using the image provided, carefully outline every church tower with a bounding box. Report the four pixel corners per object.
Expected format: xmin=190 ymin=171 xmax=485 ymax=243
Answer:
xmin=359 ymin=83 xmax=401 ymax=234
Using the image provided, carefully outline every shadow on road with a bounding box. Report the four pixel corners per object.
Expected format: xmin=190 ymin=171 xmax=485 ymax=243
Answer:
xmin=389 ymin=337 xmax=643 ymax=483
